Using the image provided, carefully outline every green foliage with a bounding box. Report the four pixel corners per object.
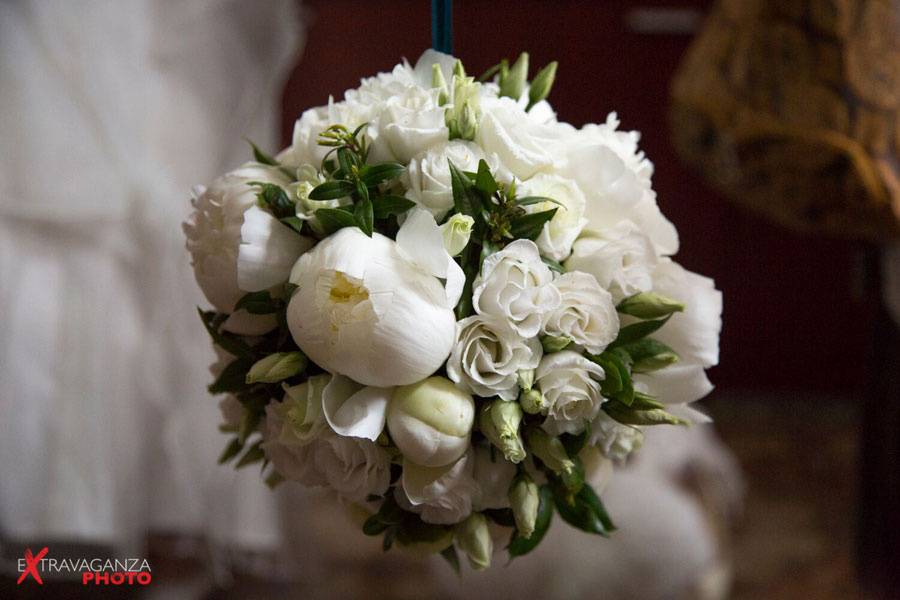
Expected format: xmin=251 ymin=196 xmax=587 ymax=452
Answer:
xmin=508 ymin=485 xmax=554 ymax=558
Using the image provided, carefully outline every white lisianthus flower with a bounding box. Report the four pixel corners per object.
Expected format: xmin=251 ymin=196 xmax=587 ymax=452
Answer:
xmin=446 ymin=314 xmax=542 ymax=401
xmin=237 ymin=205 xmax=314 ymax=292
xmin=262 ymin=398 xmax=326 ymax=487
xmin=313 ymin=434 xmax=392 ymax=502
xmin=288 ymin=97 xmax=380 ymax=167
xmin=184 ymin=162 xmax=290 ymax=334
xmin=287 ymin=211 xmax=462 ymax=387
xmin=543 ymin=271 xmax=619 ymax=354
xmin=471 ymin=444 xmax=516 ymax=511
xmin=290 ymin=165 xmax=351 ymax=220
xmin=387 ymin=377 xmax=474 ymax=467
xmin=536 ymin=351 xmax=606 ymax=435
xmin=372 ymin=86 xmax=448 ymax=163
xmin=398 ymin=450 xmax=480 ymax=525
xmin=405 ymin=140 xmax=485 ymax=219
xmin=589 ymin=411 xmax=644 ymax=462
xmin=281 ymin=375 xmax=332 ymax=444
xmin=516 ymin=173 xmax=587 ymax=261
xmin=473 ymin=239 xmax=561 ymax=337
xmin=633 ymin=259 xmax=722 ymax=404
xmin=564 ymin=220 xmax=659 ymax=302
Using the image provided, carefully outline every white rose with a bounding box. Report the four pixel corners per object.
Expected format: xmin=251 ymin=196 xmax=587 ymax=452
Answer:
xmin=564 ymin=220 xmax=659 ymax=302
xmin=370 ymin=86 xmax=448 ymax=163
xmin=633 ymin=259 xmax=722 ymax=405
xmin=543 ymin=271 xmax=619 ymax=354
xmin=313 ymin=434 xmax=391 ymax=502
xmin=536 ymin=351 xmax=606 ymax=435
xmin=446 ymin=314 xmax=542 ymax=401
xmin=387 ymin=376 xmax=474 ymax=467
xmin=477 ymin=96 xmax=570 ymax=179
xmin=473 ymin=239 xmax=561 ymax=337
xmin=471 ymin=444 xmax=516 ymax=511
xmin=184 ymin=162 xmax=290 ymax=334
xmin=237 ymin=205 xmax=314 ymax=292
xmin=405 ymin=140 xmax=485 ymax=219
xmin=516 ymin=173 xmax=587 ymax=261
xmin=287 ymin=211 xmax=463 ymax=387
xmin=398 ymin=450 xmax=480 ymax=525
xmin=589 ymin=410 xmax=644 ymax=462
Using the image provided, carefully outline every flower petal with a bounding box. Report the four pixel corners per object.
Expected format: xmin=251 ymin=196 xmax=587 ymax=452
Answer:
xmin=396 ymin=208 xmax=448 ymax=278
xmin=322 ymin=374 xmax=391 ymax=441
xmin=238 ymin=206 xmax=314 ymax=292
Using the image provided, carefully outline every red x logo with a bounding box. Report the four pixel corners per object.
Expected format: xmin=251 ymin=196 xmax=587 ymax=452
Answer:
xmin=17 ymin=547 xmax=48 ymax=585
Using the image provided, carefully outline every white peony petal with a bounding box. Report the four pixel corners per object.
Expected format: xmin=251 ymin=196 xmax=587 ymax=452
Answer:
xmin=322 ymin=375 xmax=391 ymax=441
xmin=238 ymin=206 xmax=313 ymax=292
xmin=634 ymin=364 xmax=714 ymax=405
xmin=396 ymin=208 xmax=449 ymax=278
xmin=444 ymin=256 xmax=465 ymax=307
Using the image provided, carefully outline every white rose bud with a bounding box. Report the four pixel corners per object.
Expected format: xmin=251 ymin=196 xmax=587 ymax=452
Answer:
xmin=455 ymin=513 xmax=493 ymax=571
xmin=387 ymin=377 xmax=474 ymax=467
xmin=473 ymin=239 xmax=561 ymax=337
xmin=446 ymin=314 xmax=542 ymax=401
xmin=509 ymin=474 xmax=540 ymax=538
xmin=440 ymin=213 xmax=474 ymax=256
xmin=542 ymin=271 xmax=619 ymax=355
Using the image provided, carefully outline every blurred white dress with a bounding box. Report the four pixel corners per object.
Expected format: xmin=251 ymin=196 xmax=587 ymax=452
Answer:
xmin=0 ymin=0 xmax=302 ymax=556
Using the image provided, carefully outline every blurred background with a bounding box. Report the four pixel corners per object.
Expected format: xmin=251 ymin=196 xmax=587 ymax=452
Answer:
xmin=1 ymin=0 xmax=898 ymax=599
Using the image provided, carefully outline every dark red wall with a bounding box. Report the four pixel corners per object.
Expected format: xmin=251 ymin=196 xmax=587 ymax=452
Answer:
xmin=282 ymin=0 xmax=873 ymax=394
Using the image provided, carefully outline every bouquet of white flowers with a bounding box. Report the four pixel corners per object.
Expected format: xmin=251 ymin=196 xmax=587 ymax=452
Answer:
xmin=184 ymin=50 xmax=722 ymax=571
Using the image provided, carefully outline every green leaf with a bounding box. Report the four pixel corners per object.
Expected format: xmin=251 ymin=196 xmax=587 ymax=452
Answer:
xmin=234 ymin=291 xmax=283 ymax=315
xmin=509 ymin=208 xmax=557 ymax=240
xmin=360 ymin=162 xmax=405 ymax=187
xmin=280 ymin=216 xmax=304 ymax=234
xmin=448 ymin=160 xmax=484 ymax=222
xmin=515 ymin=196 xmax=562 ymax=208
xmin=560 ymin=424 xmax=591 ymax=457
xmin=454 ymin=248 xmax=479 ymax=320
xmin=542 ymin=256 xmax=565 ymax=274
xmin=552 ymin=482 xmax=613 ymax=537
xmin=618 ymin=337 xmax=680 ymax=373
xmin=218 ymin=437 xmax=243 ymax=464
xmin=440 ymin=545 xmax=461 ymax=575
xmin=363 ymin=515 xmax=390 ymax=536
xmin=372 ymin=195 xmax=415 ymax=219
xmin=309 ymin=180 xmax=355 ymax=200
xmin=235 ymin=441 xmax=265 ymax=468
xmin=337 ymin=147 xmax=355 ymax=178
xmin=483 ymin=508 xmax=516 ymax=528
xmin=603 ymin=400 xmax=689 ymax=427
xmin=247 ymin=140 xmax=278 ymax=166
xmin=477 ymin=61 xmax=504 ymax=83
xmin=609 ymin=315 xmax=672 ymax=348
xmin=474 ymin=160 xmax=498 ymax=197
xmin=382 ymin=527 xmax=396 ymax=551
xmin=208 ymin=356 xmax=254 ymax=394
xmin=578 ymin=483 xmax=616 ymax=533
xmin=315 ymin=207 xmax=358 ymax=235
xmin=198 ymin=310 xmax=255 ymax=359
xmin=630 ymin=391 xmax=665 ymax=410
xmin=354 ymin=195 xmax=374 ymax=236
xmin=251 ymin=182 xmax=294 ymax=218
xmin=616 ymin=292 xmax=685 ymax=319
xmin=508 ymin=486 xmax=554 ymax=557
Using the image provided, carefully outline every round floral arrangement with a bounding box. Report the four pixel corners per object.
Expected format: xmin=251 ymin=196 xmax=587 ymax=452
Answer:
xmin=185 ymin=50 xmax=722 ymax=571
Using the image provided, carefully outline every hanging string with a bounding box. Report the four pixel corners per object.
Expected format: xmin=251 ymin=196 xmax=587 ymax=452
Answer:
xmin=431 ymin=0 xmax=453 ymax=54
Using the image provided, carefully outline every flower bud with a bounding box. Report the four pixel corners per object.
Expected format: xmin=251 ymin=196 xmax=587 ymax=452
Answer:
xmin=245 ymin=352 xmax=307 ymax=384
xmin=632 ymin=349 xmax=679 ymax=373
xmin=455 ymin=513 xmax=492 ymax=570
xmin=452 ymin=59 xmax=466 ymax=79
xmin=517 ymin=369 xmax=535 ymax=391
xmin=388 ymin=376 xmax=474 ymax=467
xmin=525 ymin=427 xmax=574 ymax=476
xmin=518 ymin=388 xmax=546 ymax=415
xmin=479 ymin=401 xmax=526 ymax=464
xmin=446 ymin=75 xmax=481 ymax=141
xmin=509 ymin=474 xmax=539 ymax=538
xmin=432 ymin=63 xmax=449 ymax=106
xmin=615 ymin=291 xmax=685 ymax=319
xmin=540 ymin=335 xmax=572 ymax=354
xmin=526 ymin=61 xmax=558 ymax=111
xmin=500 ymin=52 xmax=529 ymax=100
xmin=440 ymin=213 xmax=474 ymax=256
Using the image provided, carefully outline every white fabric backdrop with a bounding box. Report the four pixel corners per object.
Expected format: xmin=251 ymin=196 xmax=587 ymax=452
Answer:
xmin=0 ymin=0 xmax=303 ymax=555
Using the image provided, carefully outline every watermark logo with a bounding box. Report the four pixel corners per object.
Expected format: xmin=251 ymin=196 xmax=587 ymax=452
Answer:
xmin=16 ymin=547 xmax=152 ymax=586
xmin=17 ymin=547 xmax=48 ymax=585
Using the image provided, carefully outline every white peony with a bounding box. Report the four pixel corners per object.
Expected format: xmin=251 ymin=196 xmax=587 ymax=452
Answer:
xmin=536 ymin=351 xmax=606 ymax=435
xmin=516 ymin=173 xmax=587 ymax=261
xmin=399 ymin=450 xmax=480 ymax=525
xmin=473 ymin=239 xmax=561 ymax=337
xmin=471 ymin=444 xmax=516 ymax=510
xmin=405 ymin=140 xmax=485 ymax=219
xmin=287 ymin=211 xmax=462 ymax=387
xmin=446 ymin=314 xmax=542 ymax=401
xmin=633 ymin=259 xmax=722 ymax=405
xmin=543 ymin=271 xmax=619 ymax=354
xmin=184 ymin=162 xmax=290 ymax=334
xmin=564 ymin=220 xmax=659 ymax=302
xmin=237 ymin=205 xmax=314 ymax=292
xmin=313 ymin=434 xmax=391 ymax=502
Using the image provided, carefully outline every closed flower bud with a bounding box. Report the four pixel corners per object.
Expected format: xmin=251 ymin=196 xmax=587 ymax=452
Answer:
xmin=446 ymin=75 xmax=481 ymax=141
xmin=245 ymin=352 xmax=307 ymax=384
xmin=500 ymin=52 xmax=529 ymax=100
xmin=432 ymin=63 xmax=449 ymax=106
xmin=616 ymin=291 xmax=685 ymax=319
xmin=388 ymin=377 xmax=475 ymax=467
xmin=519 ymin=388 xmax=546 ymax=415
xmin=525 ymin=427 xmax=574 ymax=476
xmin=455 ymin=513 xmax=493 ymax=571
xmin=540 ymin=335 xmax=572 ymax=354
xmin=527 ymin=61 xmax=558 ymax=111
xmin=517 ymin=369 xmax=535 ymax=391
xmin=440 ymin=213 xmax=474 ymax=256
xmin=479 ymin=401 xmax=526 ymax=464
xmin=509 ymin=474 xmax=539 ymax=538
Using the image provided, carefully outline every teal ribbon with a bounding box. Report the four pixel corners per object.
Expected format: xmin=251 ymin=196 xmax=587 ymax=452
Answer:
xmin=431 ymin=0 xmax=452 ymax=54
